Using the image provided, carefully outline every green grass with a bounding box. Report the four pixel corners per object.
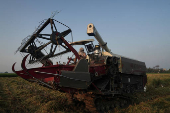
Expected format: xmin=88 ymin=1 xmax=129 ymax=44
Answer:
xmin=0 ymin=74 xmax=170 ymax=113
xmin=0 ymin=73 xmax=18 ymax=77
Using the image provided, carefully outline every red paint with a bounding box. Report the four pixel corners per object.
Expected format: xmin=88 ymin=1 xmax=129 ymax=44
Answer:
xmin=89 ymin=65 xmax=107 ymax=76
xmin=66 ymin=57 xmax=73 ymax=65
xmin=44 ymin=77 xmax=54 ymax=82
xmin=13 ymin=51 xmax=108 ymax=95
xmin=60 ymin=36 xmax=80 ymax=60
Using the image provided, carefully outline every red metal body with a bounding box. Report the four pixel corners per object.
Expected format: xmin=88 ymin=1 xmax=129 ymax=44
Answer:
xmin=12 ymin=53 xmax=107 ymax=94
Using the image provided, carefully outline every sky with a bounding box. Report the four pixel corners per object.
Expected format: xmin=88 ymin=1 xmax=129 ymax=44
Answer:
xmin=0 ymin=0 xmax=170 ymax=72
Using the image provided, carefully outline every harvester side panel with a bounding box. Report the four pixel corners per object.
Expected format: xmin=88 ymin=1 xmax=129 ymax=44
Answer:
xmin=119 ymin=57 xmax=146 ymax=75
xmin=60 ymin=71 xmax=91 ymax=89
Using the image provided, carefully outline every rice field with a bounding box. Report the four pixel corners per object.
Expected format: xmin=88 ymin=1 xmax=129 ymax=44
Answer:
xmin=0 ymin=73 xmax=170 ymax=113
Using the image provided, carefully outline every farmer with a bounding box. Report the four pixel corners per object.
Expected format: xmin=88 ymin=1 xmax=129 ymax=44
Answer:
xmin=78 ymin=47 xmax=86 ymax=59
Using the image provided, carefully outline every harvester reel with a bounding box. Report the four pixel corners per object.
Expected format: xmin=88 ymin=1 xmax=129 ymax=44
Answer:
xmin=50 ymin=31 xmax=63 ymax=45
xmin=21 ymin=19 xmax=72 ymax=66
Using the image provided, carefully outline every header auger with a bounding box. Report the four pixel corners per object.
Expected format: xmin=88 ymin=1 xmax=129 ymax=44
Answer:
xmin=13 ymin=17 xmax=147 ymax=112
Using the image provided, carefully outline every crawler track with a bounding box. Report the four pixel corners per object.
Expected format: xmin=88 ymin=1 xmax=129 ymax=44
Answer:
xmin=67 ymin=93 xmax=133 ymax=113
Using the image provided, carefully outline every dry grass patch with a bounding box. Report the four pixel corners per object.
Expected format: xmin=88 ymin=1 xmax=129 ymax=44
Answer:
xmin=1 ymin=73 xmax=170 ymax=113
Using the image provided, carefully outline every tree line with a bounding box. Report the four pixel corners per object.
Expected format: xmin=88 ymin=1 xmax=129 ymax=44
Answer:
xmin=147 ymin=67 xmax=170 ymax=73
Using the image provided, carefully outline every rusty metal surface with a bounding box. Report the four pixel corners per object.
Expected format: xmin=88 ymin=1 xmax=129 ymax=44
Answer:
xmin=119 ymin=56 xmax=146 ymax=75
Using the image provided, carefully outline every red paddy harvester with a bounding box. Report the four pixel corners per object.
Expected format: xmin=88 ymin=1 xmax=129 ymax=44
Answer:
xmin=13 ymin=17 xmax=147 ymax=112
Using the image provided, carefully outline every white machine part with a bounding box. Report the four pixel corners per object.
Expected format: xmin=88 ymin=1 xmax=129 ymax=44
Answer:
xmin=87 ymin=23 xmax=120 ymax=58
xmin=87 ymin=23 xmax=111 ymax=53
